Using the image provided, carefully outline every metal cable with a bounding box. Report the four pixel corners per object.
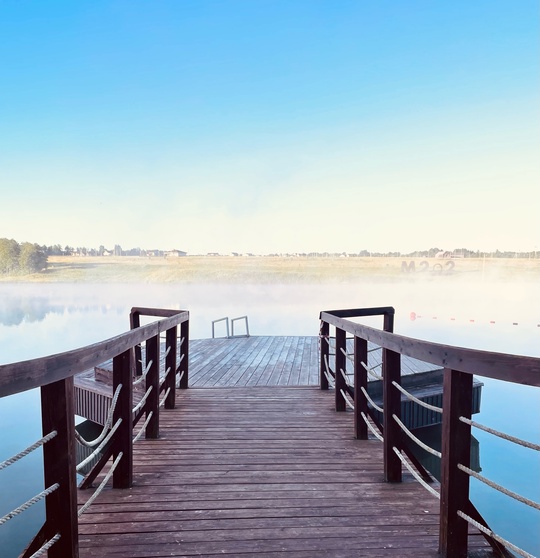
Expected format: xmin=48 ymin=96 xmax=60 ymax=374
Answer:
xmin=459 ymin=417 xmax=540 ymax=451
xmin=360 ymin=412 xmax=384 ymax=442
xmin=75 ymin=384 xmax=123 ymax=448
xmin=392 ymin=414 xmax=442 ymax=458
xmin=392 ymin=447 xmax=440 ymax=499
xmin=457 ymin=511 xmax=535 ymax=558
xmin=76 ymin=418 xmax=122 ymax=472
xmin=0 ymin=431 xmax=57 ymax=471
xmin=0 ymin=484 xmax=59 ymax=526
xmin=360 ymin=386 xmax=384 ymax=414
xmin=458 ymin=464 xmax=540 ymax=511
xmin=77 ymin=452 xmax=123 ymax=516
xmin=391 ymin=381 xmax=443 ymax=414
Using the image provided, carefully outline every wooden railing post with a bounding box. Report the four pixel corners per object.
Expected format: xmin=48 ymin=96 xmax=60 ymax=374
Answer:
xmin=319 ymin=320 xmax=329 ymax=390
xmin=164 ymin=326 xmax=177 ymax=409
xmin=383 ymin=348 xmax=402 ymax=482
xmin=335 ymin=327 xmax=347 ymax=412
xmin=130 ymin=309 xmax=143 ymax=377
xmin=145 ymin=334 xmax=160 ymax=439
xmin=40 ymin=377 xmax=78 ymax=558
xmin=113 ymin=349 xmax=133 ymax=489
xmin=354 ymin=336 xmax=368 ymax=439
xmin=439 ymin=368 xmax=473 ymax=558
xmin=178 ymin=318 xmax=189 ymax=389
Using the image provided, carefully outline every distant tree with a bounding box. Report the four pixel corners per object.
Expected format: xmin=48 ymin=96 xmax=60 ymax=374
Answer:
xmin=0 ymin=238 xmax=20 ymax=274
xmin=19 ymin=243 xmax=48 ymax=273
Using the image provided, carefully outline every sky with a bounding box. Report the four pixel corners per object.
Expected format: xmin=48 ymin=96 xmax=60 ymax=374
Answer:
xmin=0 ymin=1 xmax=538 ymax=255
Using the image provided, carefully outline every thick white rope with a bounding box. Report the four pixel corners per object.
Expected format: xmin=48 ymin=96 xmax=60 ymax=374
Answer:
xmin=77 ymin=452 xmax=123 ymax=516
xmin=393 ymin=447 xmax=440 ymax=499
xmin=340 ymin=368 xmax=352 ymax=387
xmin=179 ymin=336 xmax=185 ymax=347
xmin=164 ymin=345 xmax=171 ymax=358
xmin=0 ymin=431 xmax=57 ymax=471
xmin=340 ymin=389 xmax=355 ymax=410
xmin=323 ymin=354 xmax=335 ymax=387
xmin=339 ymin=347 xmax=355 ymax=364
xmin=159 ymin=387 xmax=171 ymax=408
xmin=360 ymin=386 xmax=384 ymax=414
xmin=132 ymin=385 xmax=153 ymax=415
xmin=133 ymin=359 xmax=153 ymax=386
xmin=133 ymin=411 xmax=154 ymax=443
xmin=391 ymin=381 xmax=443 ymax=414
xmin=361 ymin=412 xmax=384 ymax=442
xmin=0 ymin=483 xmax=59 ymax=526
xmin=458 ymin=464 xmax=540 ymax=511
xmin=76 ymin=418 xmax=122 ymax=472
xmin=459 ymin=416 xmax=540 ymax=452
xmin=457 ymin=511 xmax=536 ymax=558
xmin=392 ymin=414 xmax=442 ymax=458
xmin=360 ymin=360 xmax=383 ymax=381
xmin=75 ymin=384 xmax=123 ymax=448
xmin=29 ymin=533 xmax=61 ymax=558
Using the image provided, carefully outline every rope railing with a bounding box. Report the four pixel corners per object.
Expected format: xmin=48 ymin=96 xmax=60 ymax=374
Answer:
xmin=77 ymin=452 xmax=123 ymax=516
xmin=176 ymin=370 xmax=185 ymax=388
xmin=323 ymin=354 xmax=335 ymax=387
xmin=459 ymin=416 xmax=540 ymax=451
xmin=29 ymin=533 xmax=61 ymax=558
xmin=360 ymin=412 xmax=384 ymax=442
xmin=75 ymin=384 xmax=123 ymax=448
xmin=340 ymin=389 xmax=355 ymax=410
xmin=132 ymin=385 xmax=153 ymax=415
xmin=159 ymin=387 xmax=171 ymax=408
xmin=0 ymin=483 xmax=60 ymax=526
xmin=457 ymin=464 xmax=540 ymax=511
xmin=359 ymin=386 xmax=384 ymax=414
xmin=368 ymin=346 xmax=382 ymax=353
xmin=339 ymin=367 xmax=352 ymax=387
xmin=133 ymin=359 xmax=153 ymax=386
xmin=392 ymin=414 xmax=442 ymax=458
xmin=391 ymin=381 xmax=443 ymax=414
xmin=76 ymin=418 xmax=122 ymax=473
xmin=0 ymin=431 xmax=57 ymax=471
xmin=392 ymin=447 xmax=439 ymax=499
xmin=133 ymin=411 xmax=154 ymax=444
xmin=164 ymin=345 xmax=171 ymax=358
xmin=360 ymin=360 xmax=383 ymax=381
xmin=339 ymin=346 xmax=355 ymax=363
xmin=456 ymin=511 xmax=535 ymax=558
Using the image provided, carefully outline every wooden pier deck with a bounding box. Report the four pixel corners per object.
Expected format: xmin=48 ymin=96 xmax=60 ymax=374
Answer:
xmin=77 ymin=386 xmax=490 ymax=557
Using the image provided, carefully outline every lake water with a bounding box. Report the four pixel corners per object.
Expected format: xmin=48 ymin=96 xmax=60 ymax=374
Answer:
xmin=1 ymin=279 xmax=539 ymax=557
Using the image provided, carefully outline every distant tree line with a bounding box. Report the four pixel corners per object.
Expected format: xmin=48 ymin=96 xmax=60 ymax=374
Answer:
xmin=0 ymin=238 xmax=48 ymax=275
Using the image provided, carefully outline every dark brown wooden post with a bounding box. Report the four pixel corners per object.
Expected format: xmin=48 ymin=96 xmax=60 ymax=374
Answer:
xmin=320 ymin=320 xmax=329 ymax=390
xmin=113 ymin=349 xmax=133 ymax=489
xmin=334 ymin=327 xmax=347 ymax=412
xmin=178 ymin=318 xmax=189 ymax=389
xmin=164 ymin=326 xmax=177 ymax=409
xmin=145 ymin=334 xmax=160 ymax=439
xmin=383 ymin=310 xmax=394 ymax=333
xmin=354 ymin=336 xmax=368 ymax=439
xmin=383 ymin=348 xmax=402 ymax=482
xmin=439 ymin=368 xmax=473 ymax=558
xmin=40 ymin=377 xmax=78 ymax=558
xmin=130 ymin=309 xmax=143 ymax=377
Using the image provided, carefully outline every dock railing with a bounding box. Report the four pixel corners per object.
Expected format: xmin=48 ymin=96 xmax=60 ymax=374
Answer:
xmin=0 ymin=307 xmax=189 ymax=558
xmin=320 ymin=306 xmax=540 ymax=558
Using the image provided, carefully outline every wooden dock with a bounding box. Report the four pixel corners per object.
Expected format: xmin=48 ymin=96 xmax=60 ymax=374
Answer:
xmin=75 ymin=339 xmax=491 ymax=557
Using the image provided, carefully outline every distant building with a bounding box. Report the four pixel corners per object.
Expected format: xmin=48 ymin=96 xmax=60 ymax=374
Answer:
xmin=164 ymin=249 xmax=187 ymax=257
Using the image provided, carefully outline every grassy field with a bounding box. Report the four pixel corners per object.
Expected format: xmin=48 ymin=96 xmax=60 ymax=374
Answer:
xmin=2 ymin=256 xmax=540 ymax=283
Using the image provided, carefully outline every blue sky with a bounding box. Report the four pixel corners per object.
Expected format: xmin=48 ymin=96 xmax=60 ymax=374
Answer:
xmin=1 ymin=1 xmax=538 ymax=254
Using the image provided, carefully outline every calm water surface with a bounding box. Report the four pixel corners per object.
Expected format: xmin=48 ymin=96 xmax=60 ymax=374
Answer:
xmin=1 ymin=281 xmax=539 ymax=556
